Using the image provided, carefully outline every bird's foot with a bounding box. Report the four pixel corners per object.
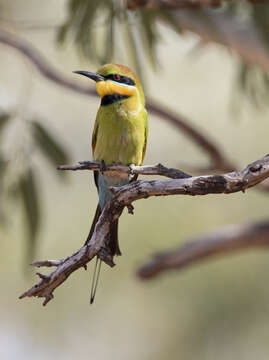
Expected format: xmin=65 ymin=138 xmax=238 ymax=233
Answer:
xmin=100 ymin=160 xmax=107 ymax=174
xmin=128 ymin=164 xmax=139 ymax=182
xmin=128 ymin=164 xmax=136 ymax=176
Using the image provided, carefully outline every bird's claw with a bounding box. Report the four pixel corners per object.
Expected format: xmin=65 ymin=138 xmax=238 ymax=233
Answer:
xmin=100 ymin=160 xmax=107 ymax=174
xmin=128 ymin=164 xmax=136 ymax=176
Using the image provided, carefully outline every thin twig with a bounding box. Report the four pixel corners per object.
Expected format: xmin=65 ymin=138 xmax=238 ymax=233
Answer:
xmin=19 ymin=154 xmax=269 ymax=305
xmin=58 ymin=161 xmax=192 ymax=179
xmin=137 ymin=220 xmax=269 ymax=279
xmin=31 ymin=260 xmax=64 ymax=268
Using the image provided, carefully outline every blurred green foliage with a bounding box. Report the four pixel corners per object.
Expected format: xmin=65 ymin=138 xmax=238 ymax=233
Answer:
xmin=1 ymin=0 xmax=269 ymax=259
xmin=19 ymin=167 xmax=40 ymax=262
xmin=1 ymin=1 xmax=269 ymax=358
xmin=32 ymin=120 xmax=70 ymax=171
xmin=0 ymin=111 xmax=70 ymax=260
xmin=234 ymin=1 xmax=269 ymax=107
xmin=58 ymin=0 xmax=269 ymax=104
xmin=57 ymin=0 xmax=183 ymax=81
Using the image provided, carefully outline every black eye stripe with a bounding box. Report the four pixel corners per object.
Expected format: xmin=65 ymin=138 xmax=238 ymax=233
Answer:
xmin=104 ymin=74 xmax=135 ymax=86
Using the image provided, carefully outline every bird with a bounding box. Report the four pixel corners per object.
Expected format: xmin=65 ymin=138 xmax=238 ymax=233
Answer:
xmin=74 ymin=64 xmax=148 ymax=303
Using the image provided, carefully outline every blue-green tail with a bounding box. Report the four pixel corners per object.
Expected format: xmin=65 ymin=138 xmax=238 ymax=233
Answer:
xmin=86 ymin=173 xmax=126 ymax=304
xmin=86 ymin=172 xmax=127 ymax=255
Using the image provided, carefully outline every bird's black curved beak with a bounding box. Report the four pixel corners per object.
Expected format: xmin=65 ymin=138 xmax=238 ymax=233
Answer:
xmin=73 ymin=71 xmax=105 ymax=82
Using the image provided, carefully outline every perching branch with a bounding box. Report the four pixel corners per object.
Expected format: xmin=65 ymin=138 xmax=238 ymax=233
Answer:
xmin=0 ymin=28 xmax=234 ymax=172
xmin=19 ymin=154 xmax=269 ymax=305
xmin=137 ymin=220 xmax=269 ymax=279
xmin=58 ymin=161 xmax=191 ymax=179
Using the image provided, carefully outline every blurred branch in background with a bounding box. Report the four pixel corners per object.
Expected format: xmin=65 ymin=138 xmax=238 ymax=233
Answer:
xmin=5 ymin=27 xmax=269 ymax=185
xmin=0 ymin=29 xmax=96 ymax=97
xmin=1 ymin=0 xmax=269 ymax=279
xmin=0 ymin=29 xmax=234 ymax=172
xmin=127 ymin=0 xmax=230 ymax=9
xmin=126 ymin=0 xmax=265 ymax=9
xmin=126 ymin=0 xmax=269 ymax=72
xmin=57 ymin=0 xmax=269 ymax=106
xmin=138 ymin=220 xmax=269 ymax=279
xmin=170 ymin=7 xmax=269 ymax=72
xmin=20 ymin=154 xmax=269 ymax=305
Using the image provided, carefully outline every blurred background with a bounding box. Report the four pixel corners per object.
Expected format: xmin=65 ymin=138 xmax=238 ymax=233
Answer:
xmin=1 ymin=0 xmax=269 ymax=359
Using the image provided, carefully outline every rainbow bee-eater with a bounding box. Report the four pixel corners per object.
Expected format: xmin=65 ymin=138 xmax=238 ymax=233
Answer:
xmin=74 ymin=64 xmax=148 ymax=302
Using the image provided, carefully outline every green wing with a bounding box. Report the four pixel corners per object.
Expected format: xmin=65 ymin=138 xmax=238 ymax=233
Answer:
xmin=92 ymin=117 xmax=99 ymax=156
xmin=141 ymin=110 xmax=148 ymax=165
xmin=92 ymin=117 xmax=99 ymax=189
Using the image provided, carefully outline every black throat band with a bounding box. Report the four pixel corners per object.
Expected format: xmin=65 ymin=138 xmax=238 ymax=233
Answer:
xmin=101 ymin=94 xmax=130 ymax=106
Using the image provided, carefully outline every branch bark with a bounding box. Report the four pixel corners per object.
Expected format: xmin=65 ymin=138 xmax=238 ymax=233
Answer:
xmin=58 ymin=161 xmax=192 ymax=179
xmin=137 ymin=220 xmax=269 ymax=279
xmin=19 ymin=154 xmax=269 ymax=305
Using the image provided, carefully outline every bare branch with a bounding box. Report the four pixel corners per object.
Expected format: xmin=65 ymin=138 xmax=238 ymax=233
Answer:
xmin=0 ymin=29 xmax=233 ymax=172
xmin=31 ymin=260 xmax=64 ymax=268
xmin=20 ymin=246 xmax=94 ymax=306
xmin=58 ymin=161 xmax=191 ymax=179
xmin=137 ymin=220 xmax=269 ymax=279
xmin=19 ymin=154 xmax=269 ymax=305
xmin=19 ymin=199 xmax=122 ymax=306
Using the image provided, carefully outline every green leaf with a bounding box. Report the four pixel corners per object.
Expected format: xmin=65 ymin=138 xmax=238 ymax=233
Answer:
xmin=101 ymin=3 xmax=115 ymax=64
xmin=123 ymin=11 xmax=144 ymax=88
xmin=0 ymin=155 xmax=6 ymax=227
xmin=56 ymin=21 xmax=71 ymax=44
xmin=158 ymin=9 xmax=183 ymax=35
xmin=0 ymin=112 xmax=9 ymax=135
xmin=139 ymin=10 xmax=159 ymax=69
xmin=236 ymin=62 xmax=269 ymax=109
xmin=31 ymin=120 xmax=70 ymax=167
xmin=19 ymin=168 xmax=40 ymax=261
xmin=58 ymin=0 xmax=106 ymax=62
xmin=0 ymin=155 xmax=6 ymax=173
xmin=252 ymin=3 xmax=269 ymax=45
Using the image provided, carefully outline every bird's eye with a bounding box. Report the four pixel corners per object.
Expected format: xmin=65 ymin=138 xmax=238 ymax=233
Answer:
xmin=113 ymin=74 xmax=121 ymax=81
